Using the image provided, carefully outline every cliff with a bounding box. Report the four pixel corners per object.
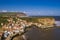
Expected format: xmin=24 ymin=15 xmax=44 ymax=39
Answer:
xmin=0 ymin=12 xmax=28 ymax=17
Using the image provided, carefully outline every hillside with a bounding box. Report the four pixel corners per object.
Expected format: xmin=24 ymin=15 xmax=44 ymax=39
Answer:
xmin=0 ymin=12 xmax=27 ymax=17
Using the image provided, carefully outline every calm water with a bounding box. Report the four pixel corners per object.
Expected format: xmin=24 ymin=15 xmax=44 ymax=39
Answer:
xmin=25 ymin=27 xmax=60 ymax=40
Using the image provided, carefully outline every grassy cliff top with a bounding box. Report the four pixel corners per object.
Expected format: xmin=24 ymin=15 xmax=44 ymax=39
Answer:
xmin=0 ymin=12 xmax=27 ymax=16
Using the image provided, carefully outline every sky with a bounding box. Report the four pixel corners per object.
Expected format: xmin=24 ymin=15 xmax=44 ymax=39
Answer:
xmin=0 ymin=0 xmax=60 ymax=16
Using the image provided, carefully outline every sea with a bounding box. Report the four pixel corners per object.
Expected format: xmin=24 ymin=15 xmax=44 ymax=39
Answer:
xmin=23 ymin=16 xmax=60 ymax=40
xmin=24 ymin=25 xmax=60 ymax=40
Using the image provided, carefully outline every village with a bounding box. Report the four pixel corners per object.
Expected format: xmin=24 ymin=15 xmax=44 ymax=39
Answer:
xmin=0 ymin=16 xmax=55 ymax=40
xmin=0 ymin=12 xmax=56 ymax=40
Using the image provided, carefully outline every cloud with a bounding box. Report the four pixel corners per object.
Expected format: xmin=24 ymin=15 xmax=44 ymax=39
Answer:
xmin=24 ymin=9 xmax=60 ymax=16
xmin=2 ymin=10 xmax=7 ymax=12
